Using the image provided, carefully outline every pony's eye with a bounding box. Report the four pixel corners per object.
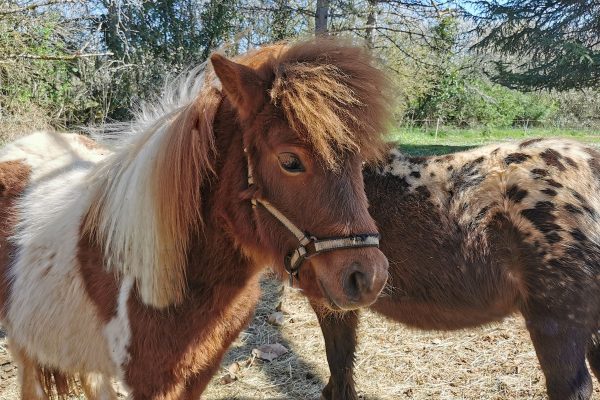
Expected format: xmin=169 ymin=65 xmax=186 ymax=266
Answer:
xmin=278 ymin=152 xmax=305 ymax=174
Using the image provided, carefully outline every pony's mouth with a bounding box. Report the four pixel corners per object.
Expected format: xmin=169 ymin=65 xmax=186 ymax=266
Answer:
xmin=318 ymin=279 xmax=342 ymax=311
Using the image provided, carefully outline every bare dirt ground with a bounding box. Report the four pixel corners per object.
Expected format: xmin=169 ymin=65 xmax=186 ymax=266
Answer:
xmin=1 ymin=275 xmax=600 ymax=400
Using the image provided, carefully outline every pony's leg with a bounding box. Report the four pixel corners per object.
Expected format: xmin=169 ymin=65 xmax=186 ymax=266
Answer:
xmin=310 ymin=301 xmax=359 ymax=400
xmin=80 ymin=373 xmax=117 ymax=400
xmin=586 ymin=331 xmax=600 ymax=382
xmin=525 ymin=312 xmax=593 ymax=400
xmin=9 ymin=341 xmax=48 ymax=400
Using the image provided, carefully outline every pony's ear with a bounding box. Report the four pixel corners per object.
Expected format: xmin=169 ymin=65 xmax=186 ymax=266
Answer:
xmin=210 ymin=53 xmax=266 ymax=120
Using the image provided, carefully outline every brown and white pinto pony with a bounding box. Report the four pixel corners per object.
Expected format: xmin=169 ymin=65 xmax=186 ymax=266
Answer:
xmin=0 ymin=39 xmax=391 ymax=399
xmin=316 ymin=138 xmax=600 ymax=400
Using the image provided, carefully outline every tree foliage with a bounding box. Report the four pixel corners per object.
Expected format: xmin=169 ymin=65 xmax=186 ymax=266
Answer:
xmin=1 ymin=0 xmax=598 ymax=136
xmin=471 ymin=0 xmax=600 ymax=90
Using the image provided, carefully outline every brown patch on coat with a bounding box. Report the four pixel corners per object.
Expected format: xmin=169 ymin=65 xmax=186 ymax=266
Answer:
xmin=123 ymin=236 xmax=262 ymax=398
xmin=77 ymin=227 xmax=119 ymax=322
xmin=0 ymin=160 xmax=31 ymax=317
xmin=77 ymin=135 xmax=103 ymax=150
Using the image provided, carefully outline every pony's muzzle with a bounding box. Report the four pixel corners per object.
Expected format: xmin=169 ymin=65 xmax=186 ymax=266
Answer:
xmin=313 ymin=248 xmax=388 ymax=310
xmin=344 ymin=262 xmax=374 ymax=301
xmin=342 ymin=258 xmax=389 ymax=308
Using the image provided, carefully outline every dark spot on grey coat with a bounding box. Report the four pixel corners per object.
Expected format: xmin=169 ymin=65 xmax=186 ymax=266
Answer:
xmin=541 ymin=188 xmax=557 ymax=196
xmin=548 ymin=259 xmax=562 ymax=268
xmin=545 ymin=232 xmax=562 ymax=243
xmin=589 ymin=157 xmax=600 ymax=177
xmin=430 ymin=172 xmax=435 ymax=177
xmin=546 ymin=179 xmax=563 ymax=188
xmin=491 ymin=148 xmax=500 ymax=156
xmin=521 ymin=201 xmax=562 ymax=234
xmin=410 ymin=171 xmax=421 ymax=178
xmin=435 ymin=155 xmax=454 ymax=163
xmin=582 ymin=205 xmax=597 ymax=218
xmin=531 ymin=168 xmax=549 ymax=178
xmin=475 ymin=205 xmax=491 ymax=221
xmin=540 ymin=149 xmax=566 ymax=171
xmin=565 ymin=204 xmax=583 ymax=214
xmin=447 ymin=165 xmax=453 ymax=171
xmin=504 ymin=153 xmax=530 ymax=165
xmin=450 ymin=157 xmax=486 ymax=192
xmin=564 ymin=156 xmax=578 ymax=168
xmin=415 ymin=185 xmax=431 ymax=199
xmin=571 ymin=190 xmax=585 ymax=202
xmin=506 ymin=185 xmax=528 ymax=203
xmin=407 ymin=156 xmax=428 ymax=165
xmin=520 ymin=138 xmax=543 ymax=148
xmin=584 ymin=148 xmax=600 ymax=177
xmin=571 ymin=228 xmax=587 ymax=242
xmin=397 ymin=177 xmax=410 ymax=191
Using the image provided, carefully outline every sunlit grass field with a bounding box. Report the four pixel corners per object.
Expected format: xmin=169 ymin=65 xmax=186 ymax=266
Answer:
xmin=390 ymin=126 xmax=600 ymax=156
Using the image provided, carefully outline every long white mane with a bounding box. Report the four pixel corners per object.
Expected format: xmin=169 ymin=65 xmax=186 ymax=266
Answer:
xmin=84 ymin=62 xmax=221 ymax=308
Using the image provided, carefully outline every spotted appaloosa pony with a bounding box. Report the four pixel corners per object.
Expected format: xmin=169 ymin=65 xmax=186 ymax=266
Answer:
xmin=314 ymin=138 xmax=600 ymax=400
xmin=0 ymin=39 xmax=391 ymax=399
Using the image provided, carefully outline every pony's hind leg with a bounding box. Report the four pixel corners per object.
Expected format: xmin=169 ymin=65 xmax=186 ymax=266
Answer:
xmin=586 ymin=331 xmax=600 ymax=382
xmin=8 ymin=340 xmax=48 ymax=400
xmin=525 ymin=312 xmax=593 ymax=400
xmin=80 ymin=373 xmax=117 ymax=400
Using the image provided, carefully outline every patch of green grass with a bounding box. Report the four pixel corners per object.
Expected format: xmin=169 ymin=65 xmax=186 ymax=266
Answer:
xmin=389 ymin=126 xmax=600 ymax=156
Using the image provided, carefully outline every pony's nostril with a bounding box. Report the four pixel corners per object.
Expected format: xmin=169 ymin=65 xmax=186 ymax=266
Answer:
xmin=344 ymin=263 xmax=371 ymax=300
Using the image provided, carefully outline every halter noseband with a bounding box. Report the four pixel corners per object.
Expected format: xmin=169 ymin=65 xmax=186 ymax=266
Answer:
xmin=245 ymin=149 xmax=380 ymax=286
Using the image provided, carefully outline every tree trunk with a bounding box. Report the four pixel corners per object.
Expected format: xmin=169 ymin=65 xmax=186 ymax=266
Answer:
xmin=315 ymin=0 xmax=329 ymax=35
xmin=366 ymin=0 xmax=377 ymax=49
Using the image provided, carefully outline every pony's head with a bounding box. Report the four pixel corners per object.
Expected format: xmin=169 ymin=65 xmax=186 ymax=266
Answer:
xmin=85 ymin=39 xmax=391 ymax=311
xmin=211 ymin=39 xmax=391 ymax=310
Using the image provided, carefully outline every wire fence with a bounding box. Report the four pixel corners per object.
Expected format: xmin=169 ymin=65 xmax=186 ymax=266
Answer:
xmin=398 ymin=117 xmax=600 ymax=135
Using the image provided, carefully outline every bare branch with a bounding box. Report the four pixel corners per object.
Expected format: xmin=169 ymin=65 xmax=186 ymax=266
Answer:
xmin=0 ymin=0 xmax=78 ymax=16
xmin=2 ymin=52 xmax=113 ymax=61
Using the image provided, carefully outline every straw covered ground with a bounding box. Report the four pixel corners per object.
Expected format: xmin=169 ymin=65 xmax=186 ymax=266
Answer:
xmin=2 ymin=274 xmax=600 ymax=400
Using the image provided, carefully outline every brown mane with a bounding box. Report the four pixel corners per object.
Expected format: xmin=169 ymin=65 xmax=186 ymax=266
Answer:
xmin=221 ymin=39 xmax=393 ymax=169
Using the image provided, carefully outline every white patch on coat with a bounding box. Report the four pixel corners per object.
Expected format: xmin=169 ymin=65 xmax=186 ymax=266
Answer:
xmin=104 ymin=276 xmax=133 ymax=382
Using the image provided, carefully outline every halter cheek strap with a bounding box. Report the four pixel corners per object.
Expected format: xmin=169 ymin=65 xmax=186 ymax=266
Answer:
xmin=245 ymin=149 xmax=380 ymax=286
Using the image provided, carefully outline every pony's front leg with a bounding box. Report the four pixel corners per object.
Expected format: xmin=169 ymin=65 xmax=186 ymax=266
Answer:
xmin=9 ymin=340 xmax=48 ymax=400
xmin=310 ymin=301 xmax=359 ymax=400
xmin=80 ymin=372 xmax=117 ymax=400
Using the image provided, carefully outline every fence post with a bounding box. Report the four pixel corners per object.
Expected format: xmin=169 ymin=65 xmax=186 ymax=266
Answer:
xmin=435 ymin=116 xmax=441 ymax=142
